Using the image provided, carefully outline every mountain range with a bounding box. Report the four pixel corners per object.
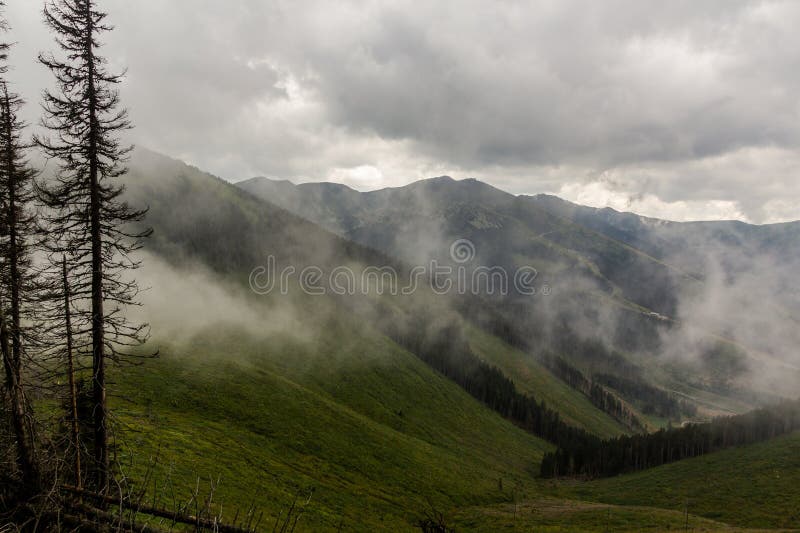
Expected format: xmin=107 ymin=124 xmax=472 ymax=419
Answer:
xmin=238 ymin=171 xmax=800 ymax=393
xmin=108 ymin=148 xmax=800 ymax=530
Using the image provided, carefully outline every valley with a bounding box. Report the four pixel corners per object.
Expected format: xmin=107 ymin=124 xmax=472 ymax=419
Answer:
xmin=100 ymin=150 xmax=800 ymax=531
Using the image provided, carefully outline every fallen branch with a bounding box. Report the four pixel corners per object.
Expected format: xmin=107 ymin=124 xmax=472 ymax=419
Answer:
xmin=61 ymin=485 xmax=257 ymax=533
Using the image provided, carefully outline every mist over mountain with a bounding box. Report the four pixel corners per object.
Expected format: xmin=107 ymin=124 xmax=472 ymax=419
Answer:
xmin=9 ymin=144 xmax=800 ymax=530
xmin=238 ymin=173 xmax=800 ymax=400
xmin=6 ymin=2 xmax=800 ymax=530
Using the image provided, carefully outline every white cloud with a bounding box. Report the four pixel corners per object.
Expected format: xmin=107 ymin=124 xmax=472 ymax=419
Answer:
xmin=556 ymin=181 xmax=747 ymax=222
xmin=4 ymin=0 xmax=800 ymax=222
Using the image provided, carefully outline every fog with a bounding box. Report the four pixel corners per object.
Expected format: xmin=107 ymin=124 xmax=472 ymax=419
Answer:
xmin=130 ymin=252 xmax=306 ymax=346
xmin=123 ymin=149 xmax=800 ymax=416
xmin=660 ymin=247 xmax=800 ymax=395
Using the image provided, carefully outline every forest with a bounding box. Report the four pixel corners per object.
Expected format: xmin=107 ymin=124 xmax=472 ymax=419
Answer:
xmin=540 ymin=353 xmax=647 ymax=432
xmin=593 ymin=372 xmax=697 ymax=420
xmin=541 ymin=399 xmax=800 ymax=478
xmin=377 ymin=301 xmax=800 ymax=483
xmin=377 ymin=303 xmax=603 ymax=458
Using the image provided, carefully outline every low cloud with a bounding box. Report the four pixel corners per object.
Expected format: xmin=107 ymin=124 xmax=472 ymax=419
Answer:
xmin=131 ymin=252 xmax=303 ymax=344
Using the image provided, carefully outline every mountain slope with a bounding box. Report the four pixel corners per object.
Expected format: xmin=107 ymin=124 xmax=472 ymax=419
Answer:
xmin=561 ymin=430 xmax=800 ymax=529
xmin=529 ymin=192 xmax=800 ymax=276
xmin=116 ymin=323 xmax=553 ymax=531
xmin=466 ymin=326 xmax=630 ymax=438
xmin=237 ymin=175 xmax=800 ymax=408
xmin=117 ymin=324 xmax=800 ymax=531
xmin=110 ymin=150 xmax=800 ymax=530
xmin=126 ymin=150 xmax=392 ymax=279
xmin=126 ymin=149 xmax=634 ymax=438
xmin=118 ymin=149 xmax=563 ymax=530
xmin=237 ymin=176 xmax=694 ymax=316
xmin=530 ymin=194 xmax=800 ymax=317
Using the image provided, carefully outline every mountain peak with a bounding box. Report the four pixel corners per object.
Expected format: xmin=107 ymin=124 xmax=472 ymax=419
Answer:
xmin=237 ymin=176 xmax=295 ymax=186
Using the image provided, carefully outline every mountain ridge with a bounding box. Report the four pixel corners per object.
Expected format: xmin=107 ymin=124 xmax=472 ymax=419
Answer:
xmin=237 ymin=167 xmax=800 ymax=401
xmin=240 ymin=174 xmax=800 ymax=227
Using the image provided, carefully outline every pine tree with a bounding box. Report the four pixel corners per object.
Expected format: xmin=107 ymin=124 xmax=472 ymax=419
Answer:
xmin=0 ymin=2 xmax=41 ymax=494
xmin=37 ymin=0 xmax=149 ymax=493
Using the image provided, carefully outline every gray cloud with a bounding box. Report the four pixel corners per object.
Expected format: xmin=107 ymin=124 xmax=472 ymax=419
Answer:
xmin=4 ymin=1 xmax=800 ymax=222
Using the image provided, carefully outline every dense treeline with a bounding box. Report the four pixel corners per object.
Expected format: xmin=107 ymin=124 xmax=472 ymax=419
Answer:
xmin=542 ymin=354 xmax=647 ymax=432
xmin=541 ymin=399 xmax=800 ymax=478
xmin=462 ymin=299 xmax=706 ymax=427
xmin=374 ymin=302 xmax=601 ymax=454
xmin=594 ymin=373 xmax=697 ymax=420
xmin=454 ymin=294 xmax=665 ymax=432
xmin=378 ymin=297 xmax=800 ymax=482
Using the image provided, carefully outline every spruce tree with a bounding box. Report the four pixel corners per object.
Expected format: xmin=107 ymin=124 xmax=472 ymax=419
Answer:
xmin=37 ymin=0 xmax=149 ymax=492
xmin=0 ymin=2 xmax=40 ymax=494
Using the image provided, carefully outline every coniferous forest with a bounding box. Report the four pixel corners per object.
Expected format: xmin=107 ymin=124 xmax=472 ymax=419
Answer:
xmin=541 ymin=399 xmax=800 ymax=478
xmin=379 ymin=304 xmax=800 ymax=482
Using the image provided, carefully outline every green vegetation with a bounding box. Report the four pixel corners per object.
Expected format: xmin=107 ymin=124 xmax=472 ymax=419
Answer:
xmin=451 ymin=498 xmax=743 ymax=532
xmin=103 ymin=151 xmax=800 ymax=531
xmin=561 ymin=431 xmax=800 ymax=529
xmin=466 ymin=326 xmax=629 ymax=438
xmin=111 ymin=320 xmax=800 ymax=531
xmin=113 ymin=321 xmax=552 ymax=531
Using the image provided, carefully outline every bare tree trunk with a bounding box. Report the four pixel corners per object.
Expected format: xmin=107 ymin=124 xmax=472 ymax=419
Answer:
xmin=63 ymin=256 xmax=81 ymax=489
xmin=2 ymin=84 xmax=20 ymax=372
xmin=0 ymin=83 xmax=38 ymax=493
xmin=0 ymin=299 xmax=38 ymax=491
xmin=84 ymin=2 xmax=108 ymax=493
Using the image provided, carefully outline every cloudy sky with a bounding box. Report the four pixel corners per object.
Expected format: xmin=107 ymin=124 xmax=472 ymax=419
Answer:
xmin=5 ymin=1 xmax=800 ymax=223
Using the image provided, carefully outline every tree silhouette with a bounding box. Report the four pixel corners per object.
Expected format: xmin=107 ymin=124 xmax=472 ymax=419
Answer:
xmin=37 ymin=0 xmax=149 ymax=493
xmin=0 ymin=2 xmax=41 ymax=495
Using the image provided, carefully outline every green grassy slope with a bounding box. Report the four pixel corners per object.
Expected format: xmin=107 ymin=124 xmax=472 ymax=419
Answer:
xmin=110 ymin=319 xmax=800 ymax=531
xmin=559 ymin=431 xmax=800 ymax=529
xmin=466 ymin=326 xmax=629 ymax=439
xmin=451 ymin=498 xmax=746 ymax=532
xmin=123 ymin=149 xmax=636 ymax=444
xmin=113 ymin=151 xmax=800 ymax=531
xmin=113 ymin=320 xmax=552 ymax=531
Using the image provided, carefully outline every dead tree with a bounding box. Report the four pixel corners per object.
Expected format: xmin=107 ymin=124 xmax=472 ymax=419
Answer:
xmin=0 ymin=299 xmax=38 ymax=492
xmin=0 ymin=3 xmax=41 ymax=494
xmin=62 ymin=255 xmax=81 ymax=489
xmin=37 ymin=0 xmax=150 ymax=493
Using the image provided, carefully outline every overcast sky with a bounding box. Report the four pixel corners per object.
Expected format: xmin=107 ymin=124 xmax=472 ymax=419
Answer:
xmin=5 ymin=1 xmax=800 ymax=223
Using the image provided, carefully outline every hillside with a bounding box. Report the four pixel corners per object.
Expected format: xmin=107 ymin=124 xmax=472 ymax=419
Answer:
xmin=114 ymin=326 xmax=800 ymax=531
xmin=125 ymin=149 xmax=395 ymax=279
xmin=466 ymin=326 xmax=630 ymax=438
xmin=124 ymin=149 xmax=645 ymax=438
xmin=529 ymin=193 xmax=800 ymax=283
xmin=126 ymin=149 xmax=797 ymax=431
xmin=237 ymin=176 xmax=692 ymax=317
xmin=238 ymin=175 xmax=800 ymax=408
xmin=237 ymin=173 xmax=800 ymax=323
xmin=5 ymin=3 xmax=800 ymax=531
xmin=113 ymin=322 xmax=553 ymax=531
xmin=561 ymin=430 xmax=800 ymax=529
xmin=104 ymin=150 xmax=800 ymax=531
